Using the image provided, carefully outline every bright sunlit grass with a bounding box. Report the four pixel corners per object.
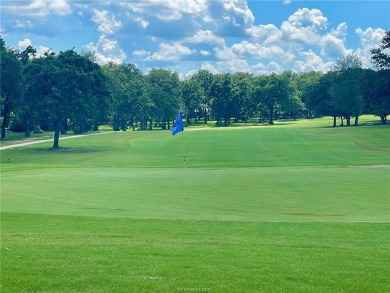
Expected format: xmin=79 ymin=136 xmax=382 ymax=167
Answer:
xmin=1 ymin=116 xmax=389 ymax=292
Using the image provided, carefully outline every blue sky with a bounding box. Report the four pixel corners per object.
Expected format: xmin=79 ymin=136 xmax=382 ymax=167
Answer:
xmin=1 ymin=0 xmax=389 ymax=76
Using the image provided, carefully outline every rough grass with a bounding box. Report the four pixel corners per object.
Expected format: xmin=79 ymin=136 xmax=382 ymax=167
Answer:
xmin=1 ymin=116 xmax=389 ymax=292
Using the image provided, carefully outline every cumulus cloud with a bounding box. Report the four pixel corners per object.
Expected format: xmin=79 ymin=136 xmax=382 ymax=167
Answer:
xmin=14 ymin=20 xmax=34 ymax=29
xmin=3 ymin=0 xmax=72 ymax=17
xmin=144 ymin=42 xmax=195 ymax=62
xmin=92 ymin=9 xmax=122 ymax=35
xmin=17 ymin=38 xmax=52 ymax=57
xmin=293 ymin=50 xmax=333 ymax=72
xmin=320 ymin=34 xmax=348 ymax=58
xmin=3 ymin=0 xmax=387 ymax=75
xmin=355 ymin=27 xmax=386 ymax=67
xmin=119 ymin=0 xmax=207 ymax=21
xmin=281 ymin=8 xmax=328 ymax=45
xmin=231 ymin=41 xmax=285 ymax=59
xmin=185 ymin=30 xmax=225 ymax=45
xmin=200 ymin=62 xmax=220 ymax=74
xmin=86 ymin=36 xmax=126 ymax=65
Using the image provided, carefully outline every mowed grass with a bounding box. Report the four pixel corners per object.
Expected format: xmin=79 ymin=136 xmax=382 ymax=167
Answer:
xmin=1 ymin=116 xmax=390 ymax=292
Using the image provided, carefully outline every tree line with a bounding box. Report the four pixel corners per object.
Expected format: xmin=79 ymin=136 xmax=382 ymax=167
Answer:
xmin=1 ymin=31 xmax=389 ymax=148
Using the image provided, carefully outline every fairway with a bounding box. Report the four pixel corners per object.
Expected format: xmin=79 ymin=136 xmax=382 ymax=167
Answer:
xmin=1 ymin=118 xmax=390 ymax=292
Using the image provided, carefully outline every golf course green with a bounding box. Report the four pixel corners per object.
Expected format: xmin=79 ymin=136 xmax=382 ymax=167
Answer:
xmin=1 ymin=116 xmax=389 ymax=292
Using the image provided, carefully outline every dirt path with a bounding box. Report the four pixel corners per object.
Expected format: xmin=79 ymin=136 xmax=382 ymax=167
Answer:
xmin=0 ymin=132 xmax=112 ymax=151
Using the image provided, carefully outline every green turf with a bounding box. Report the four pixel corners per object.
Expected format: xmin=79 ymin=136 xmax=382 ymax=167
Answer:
xmin=1 ymin=116 xmax=390 ymax=292
xmin=2 ymin=213 xmax=389 ymax=293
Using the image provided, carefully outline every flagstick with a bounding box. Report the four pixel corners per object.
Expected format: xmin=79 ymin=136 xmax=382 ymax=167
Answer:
xmin=182 ymin=130 xmax=187 ymax=179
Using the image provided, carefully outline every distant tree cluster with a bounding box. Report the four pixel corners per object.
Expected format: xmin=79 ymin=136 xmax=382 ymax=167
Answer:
xmin=1 ymin=31 xmax=389 ymax=147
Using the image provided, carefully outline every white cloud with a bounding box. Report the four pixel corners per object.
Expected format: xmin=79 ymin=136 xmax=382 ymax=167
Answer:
xmin=132 ymin=49 xmax=148 ymax=56
xmin=14 ymin=20 xmax=34 ymax=29
xmin=48 ymin=0 xmax=72 ymax=15
xmin=319 ymin=34 xmax=348 ymax=58
xmin=119 ymin=0 xmax=207 ymax=21
xmin=287 ymin=8 xmax=327 ymax=31
xmin=231 ymin=41 xmax=285 ymax=59
xmin=186 ymin=30 xmax=224 ymax=45
xmin=355 ymin=27 xmax=385 ymax=48
xmin=101 ymin=39 xmax=118 ymax=52
xmin=3 ymin=0 xmax=72 ymax=17
xmin=214 ymin=45 xmax=236 ymax=60
xmin=17 ymin=38 xmax=52 ymax=57
xmin=86 ymin=36 xmax=126 ymax=65
xmin=293 ymin=50 xmax=333 ymax=72
xmin=355 ymin=27 xmax=386 ymax=68
xmin=217 ymin=58 xmax=251 ymax=73
xmin=133 ymin=17 xmax=149 ymax=29
xmin=200 ymin=62 xmax=220 ymax=74
xmin=222 ymin=0 xmax=255 ymax=28
xmin=92 ymin=9 xmax=122 ymax=35
xmin=246 ymin=24 xmax=280 ymax=41
xmin=200 ymin=50 xmax=211 ymax=56
xmin=331 ymin=22 xmax=348 ymax=38
xmin=145 ymin=42 xmax=194 ymax=62
xmin=18 ymin=38 xmax=32 ymax=48
xmin=280 ymin=8 xmax=328 ymax=45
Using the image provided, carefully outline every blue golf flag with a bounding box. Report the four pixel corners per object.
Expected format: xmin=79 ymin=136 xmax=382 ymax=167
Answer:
xmin=172 ymin=112 xmax=184 ymax=136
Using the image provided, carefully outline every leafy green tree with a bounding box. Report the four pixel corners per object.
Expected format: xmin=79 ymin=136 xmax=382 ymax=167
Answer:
xmin=102 ymin=63 xmax=146 ymax=131
xmin=231 ymin=72 xmax=253 ymax=122
xmin=192 ymin=69 xmax=214 ymax=124
xmin=362 ymin=69 xmax=390 ymax=124
xmin=0 ymin=38 xmax=23 ymax=139
xmin=296 ymin=71 xmax=323 ymax=118
xmin=331 ymin=54 xmax=364 ymax=126
xmin=210 ymin=74 xmax=234 ymax=126
xmin=370 ymin=30 xmax=390 ymax=70
xmin=181 ymin=77 xmax=200 ymax=126
xmin=254 ymin=73 xmax=293 ymax=125
xmin=25 ymin=49 xmax=107 ymax=148
xmin=147 ymin=69 xmax=181 ymax=130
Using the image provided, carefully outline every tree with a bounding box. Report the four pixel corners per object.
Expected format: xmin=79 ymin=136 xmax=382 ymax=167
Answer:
xmin=305 ymin=72 xmax=339 ymax=126
xmin=192 ymin=69 xmax=214 ymax=124
xmin=331 ymin=54 xmax=364 ymax=126
xmin=25 ymin=49 xmax=107 ymax=148
xmin=362 ymin=69 xmax=390 ymax=124
xmin=210 ymin=74 xmax=235 ymax=126
xmin=16 ymin=45 xmax=40 ymax=137
xmin=147 ymin=69 xmax=181 ymax=130
xmin=102 ymin=63 xmax=146 ymax=131
xmin=296 ymin=71 xmax=323 ymax=118
xmin=254 ymin=73 xmax=293 ymax=125
xmin=181 ymin=77 xmax=201 ymax=126
xmin=231 ymin=72 xmax=253 ymax=122
xmin=370 ymin=30 xmax=390 ymax=70
xmin=0 ymin=38 xmax=23 ymax=139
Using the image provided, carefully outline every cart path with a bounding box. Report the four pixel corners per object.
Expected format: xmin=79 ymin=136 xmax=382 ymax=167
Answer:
xmin=0 ymin=131 xmax=113 ymax=151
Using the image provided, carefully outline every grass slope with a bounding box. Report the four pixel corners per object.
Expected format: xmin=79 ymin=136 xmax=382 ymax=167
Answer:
xmin=1 ymin=117 xmax=390 ymax=292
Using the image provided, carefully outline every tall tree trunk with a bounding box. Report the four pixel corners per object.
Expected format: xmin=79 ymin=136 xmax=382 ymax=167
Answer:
xmin=53 ymin=118 xmax=62 ymax=149
xmin=203 ymin=108 xmax=208 ymax=124
xmin=346 ymin=115 xmax=351 ymax=126
xmin=268 ymin=104 xmax=274 ymax=125
xmin=1 ymin=103 xmax=9 ymax=139
xmin=354 ymin=116 xmax=359 ymax=126
xmin=380 ymin=115 xmax=386 ymax=124
xmin=24 ymin=117 xmax=31 ymax=137
xmin=333 ymin=115 xmax=337 ymax=127
xmin=113 ymin=114 xmax=120 ymax=131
